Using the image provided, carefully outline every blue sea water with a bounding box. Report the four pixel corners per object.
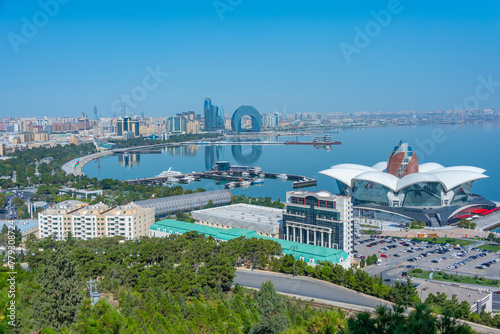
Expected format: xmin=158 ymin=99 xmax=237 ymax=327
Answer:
xmin=83 ymin=123 xmax=500 ymax=201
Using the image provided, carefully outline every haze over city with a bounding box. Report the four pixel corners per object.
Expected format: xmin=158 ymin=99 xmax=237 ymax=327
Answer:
xmin=2 ymin=0 xmax=500 ymax=117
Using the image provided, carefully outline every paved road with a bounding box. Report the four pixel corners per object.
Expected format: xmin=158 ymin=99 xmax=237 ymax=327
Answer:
xmin=0 ymin=190 xmax=33 ymax=220
xmin=233 ymin=269 xmax=500 ymax=333
xmin=233 ymin=269 xmax=389 ymax=310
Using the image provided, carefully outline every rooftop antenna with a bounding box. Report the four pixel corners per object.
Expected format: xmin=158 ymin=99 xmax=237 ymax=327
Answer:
xmin=85 ymin=277 xmax=100 ymax=309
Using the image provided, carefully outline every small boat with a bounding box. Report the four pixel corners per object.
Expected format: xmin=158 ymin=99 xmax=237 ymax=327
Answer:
xmin=241 ymin=171 xmax=250 ymax=177
xmin=180 ymin=175 xmax=195 ymax=183
xmin=167 ymin=177 xmax=179 ymax=183
xmin=240 ymin=181 xmax=251 ymax=188
xmin=251 ymin=166 xmax=262 ymax=173
xmin=313 ymin=135 xmax=332 ymax=143
xmin=253 ymin=178 xmax=264 ymax=185
xmin=259 ymin=173 xmax=265 ymax=178
xmin=276 ymin=173 xmax=288 ymax=181
xmin=225 ymin=182 xmax=236 ymax=189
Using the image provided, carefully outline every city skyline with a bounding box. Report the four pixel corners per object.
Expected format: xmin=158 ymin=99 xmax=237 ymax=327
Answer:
xmin=1 ymin=1 xmax=499 ymax=117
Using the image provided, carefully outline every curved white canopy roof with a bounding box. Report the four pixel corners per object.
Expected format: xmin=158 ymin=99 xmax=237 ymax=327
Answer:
xmin=396 ymin=173 xmax=441 ymax=191
xmin=371 ymin=161 xmax=388 ymax=171
xmin=427 ymin=170 xmax=488 ymax=191
xmin=431 ymin=166 xmax=486 ymax=174
xmin=319 ymin=168 xmax=365 ymax=187
xmin=329 ymin=163 xmax=377 ymax=171
xmin=418 ymin=162 xmax=444 ymax=173
xmin=355 ymin=171 xmax=399 ymax=191
xmin=321 ymin=162 xmax=488 ymax=193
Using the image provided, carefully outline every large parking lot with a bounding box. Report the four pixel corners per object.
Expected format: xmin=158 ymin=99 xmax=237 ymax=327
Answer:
xmin=353 ymin=235 xmax=500 ymax=283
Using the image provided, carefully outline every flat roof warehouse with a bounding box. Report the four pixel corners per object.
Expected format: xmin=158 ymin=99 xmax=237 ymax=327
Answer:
xmin=191 ymin=203 xmax=283 ymax=237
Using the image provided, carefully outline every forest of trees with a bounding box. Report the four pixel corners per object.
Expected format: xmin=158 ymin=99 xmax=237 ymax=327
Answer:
xmin=231 ymin=195 xmax=285 ymax=208
xmin=0 ymin=232 xmax=483 ymax=333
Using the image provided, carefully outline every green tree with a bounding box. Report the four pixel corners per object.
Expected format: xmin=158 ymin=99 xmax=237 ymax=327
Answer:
xmin=12 ymin=197 xmax=24 ymax=208
xmin=347 ymin=312 xmax=376 ymax=334
xmin=437 ymin=310 xmax=475 ymax=334
xmin=200 ymin=253 xmax=235 ymax=290
xmin=374 ymin=304 xmax=405 ymax=334
xmin=406 ymin=303 xmax=437 ymax=334
xmin=29 ymin=244 xmax=84 ymax=331
xmin=0 ymin=193 xmax=6 ymax=208
xmin=250 ymin=281 xmax=289 ymax=334
xmin=13 ymin=197 xmax=25 ymax=219
xmin=73 ymin=299 xmax=125 ymax=333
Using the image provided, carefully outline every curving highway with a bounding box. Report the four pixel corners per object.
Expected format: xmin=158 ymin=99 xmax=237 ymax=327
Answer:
xmin=233 ymin=269 xmax=389 ymax=310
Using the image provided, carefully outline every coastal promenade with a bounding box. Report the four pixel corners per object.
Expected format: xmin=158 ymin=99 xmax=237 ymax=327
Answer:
xmin=62 ymin=151 xmax=112 ymax=176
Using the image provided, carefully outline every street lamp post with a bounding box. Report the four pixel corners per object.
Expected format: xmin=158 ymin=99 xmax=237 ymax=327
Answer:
xmin=96 ymin=248 xmax=105 ymax=264
xmin=405 ymin=278 xmax=409 ymax=309
xmin=290 ymin=245 xmax=298 ymax=277
xmin=129 ymin=251 xmax=140 ymax=265
xmin=251 ymin=250 xmax=254 ymax=271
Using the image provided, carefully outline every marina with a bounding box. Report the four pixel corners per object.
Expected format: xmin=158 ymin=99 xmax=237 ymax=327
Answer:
xmin=127 ymin=161 xmax=317 ymax=189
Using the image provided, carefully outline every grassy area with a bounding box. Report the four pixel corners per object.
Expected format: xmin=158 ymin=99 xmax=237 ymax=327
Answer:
xmin=408 ymin=269 xmax=499 ymax=287
xmin=360 ymin=224 xmax=379 ymax=229
xmin=477 ymin=244 xmax=500 ymax=252
xmin=362 ymin=229 xmax=378 ymax=234
xmin=4 ymin=192 xmax=13 ymax=196
xmin=413 ymin=237 xmax=475 ymax=246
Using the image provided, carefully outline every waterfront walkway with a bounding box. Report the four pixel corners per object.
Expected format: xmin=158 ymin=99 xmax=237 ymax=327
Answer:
xmin=62 ymin=151 xmax=112 ymax=176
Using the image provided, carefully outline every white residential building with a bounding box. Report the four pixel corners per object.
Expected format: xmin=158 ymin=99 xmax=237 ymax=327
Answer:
xmin=104 ymin=203 xmax=154 ymax=240
xmin=38 ymin=200 xmax=87 ymax=240
xmin=38 ymin=201 xmax=154 ymax=240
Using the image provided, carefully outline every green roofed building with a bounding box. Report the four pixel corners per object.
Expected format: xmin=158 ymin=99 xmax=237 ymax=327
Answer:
xmin=150 ymin=219 xmax=350 ymax=268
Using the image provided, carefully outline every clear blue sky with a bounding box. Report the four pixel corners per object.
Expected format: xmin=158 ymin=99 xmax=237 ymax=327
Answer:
xmin=1 ymin=0 xmax=499 ymax=118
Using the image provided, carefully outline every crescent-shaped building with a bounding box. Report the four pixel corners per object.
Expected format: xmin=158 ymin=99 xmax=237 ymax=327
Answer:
xmin=319 ymin=140 xmax=495 ymax=227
